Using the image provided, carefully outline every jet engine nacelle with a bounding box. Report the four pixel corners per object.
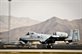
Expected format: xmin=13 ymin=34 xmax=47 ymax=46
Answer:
xmin=55 ymin=32 xmax=68 ymax=37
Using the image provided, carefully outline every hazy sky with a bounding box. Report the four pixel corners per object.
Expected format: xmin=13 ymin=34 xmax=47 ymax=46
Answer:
xmin=0 ymin=0 xmax=81 ymax=21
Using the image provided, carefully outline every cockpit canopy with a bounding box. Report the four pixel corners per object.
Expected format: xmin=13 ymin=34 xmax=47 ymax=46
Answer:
xmin=26 ymin=32 xmax=36 ymax=35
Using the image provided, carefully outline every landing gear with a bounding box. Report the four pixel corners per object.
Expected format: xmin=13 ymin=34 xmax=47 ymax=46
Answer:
xmin=45 ymin=43 xmax=54 ymax=49
xmin=47 ymin=44 xmax=53 ymax=48
xmin=39 ymin=42 xmax=54 ymax=48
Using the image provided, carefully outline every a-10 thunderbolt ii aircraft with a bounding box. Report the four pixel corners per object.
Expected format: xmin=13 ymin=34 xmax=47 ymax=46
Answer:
xmin=19 ymin=29 xmax=80 ymax=48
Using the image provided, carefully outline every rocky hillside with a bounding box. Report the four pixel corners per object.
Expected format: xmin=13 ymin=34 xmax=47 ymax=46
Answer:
xmin=0 ymin=17 xmax=82 ymax=43
xmin=0 ymin=15 xmax=40 ymax=32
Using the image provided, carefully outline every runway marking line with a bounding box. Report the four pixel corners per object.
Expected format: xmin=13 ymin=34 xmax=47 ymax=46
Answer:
xmin=0 ymin=49 xmax=82 ymax=52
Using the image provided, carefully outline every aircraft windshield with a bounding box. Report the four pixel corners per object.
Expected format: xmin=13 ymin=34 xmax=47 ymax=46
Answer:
xmin=26 ymin=32 xmax=29 ymax=35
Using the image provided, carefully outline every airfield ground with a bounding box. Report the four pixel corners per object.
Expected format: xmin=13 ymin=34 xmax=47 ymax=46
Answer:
xmin=0 ymin=44 xmax=82 ymax=50
xmin=0 ymin=52 xmax=82 ymax=54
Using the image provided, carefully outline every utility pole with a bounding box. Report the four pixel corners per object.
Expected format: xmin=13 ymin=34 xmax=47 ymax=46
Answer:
xmin=8 ymin=0 xmax=12 ymax=44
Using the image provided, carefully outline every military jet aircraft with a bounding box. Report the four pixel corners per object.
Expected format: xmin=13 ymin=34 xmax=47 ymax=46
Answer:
xmin=19 ymin=29 xmax=80 ymax=48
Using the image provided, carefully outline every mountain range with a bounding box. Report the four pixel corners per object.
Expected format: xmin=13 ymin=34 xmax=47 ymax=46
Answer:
xmin=0 ymin=16 xmax=82 ymax=43
xmin=0 ymin=16 xmax=40 ymax=32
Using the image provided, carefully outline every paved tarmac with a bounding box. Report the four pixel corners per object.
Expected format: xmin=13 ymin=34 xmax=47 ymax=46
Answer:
xmin=0 ymin=44 xmax=82 ymax=50
xmin=0 ymin=49 xmax=82 ymax=52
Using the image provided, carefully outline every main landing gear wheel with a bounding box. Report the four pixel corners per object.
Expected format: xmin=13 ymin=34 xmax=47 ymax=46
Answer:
xmin=46 ymin=44 xmax=53 ymax=49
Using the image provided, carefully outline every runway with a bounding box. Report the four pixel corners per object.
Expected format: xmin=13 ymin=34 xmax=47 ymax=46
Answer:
xmin=0 ymin=49 xmax=82 ymax=52
xmin=0 ymin=44 xmax=82 ymax=50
